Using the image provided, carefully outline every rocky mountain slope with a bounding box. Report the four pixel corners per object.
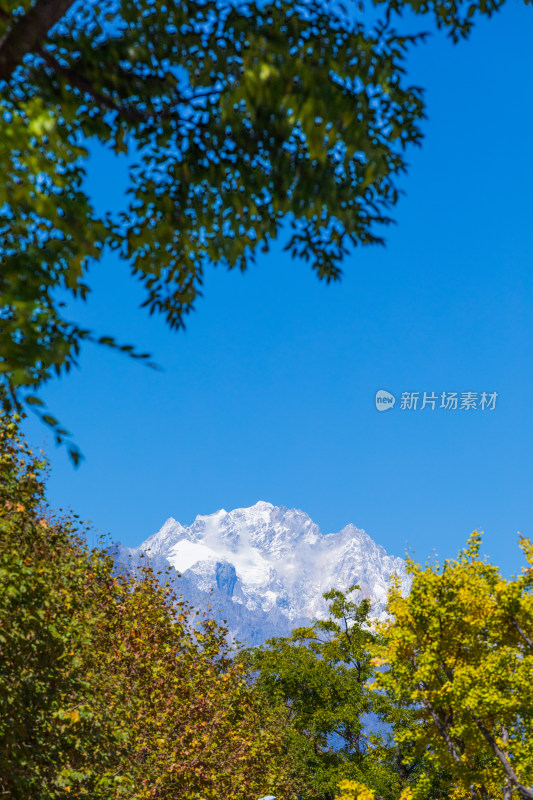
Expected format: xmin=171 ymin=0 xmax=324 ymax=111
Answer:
xmin=114 ymin=501 xmax=410 ymax=644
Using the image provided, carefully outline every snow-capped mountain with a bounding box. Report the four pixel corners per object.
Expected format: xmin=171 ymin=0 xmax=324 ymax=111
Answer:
xmin=114 ymin=501 xmax=410 ymax=644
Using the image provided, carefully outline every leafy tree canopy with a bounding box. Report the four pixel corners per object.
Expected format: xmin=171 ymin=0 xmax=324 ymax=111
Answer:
xmin=371 ymin=533 xmax=533 ymax=800
xmin=247 ymin=540 xmax=533 ymax=800
xmin=0 ymin=0 xmax=522 ymax=455
xmin=0 ymin=408 xmax=298 ymax=799
xmin=246 ymin=586 xmax=397 ymax=800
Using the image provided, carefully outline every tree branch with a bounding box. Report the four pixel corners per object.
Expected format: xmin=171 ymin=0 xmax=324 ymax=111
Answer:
xmin=37 ymin=47 xmax=206 ymax=132
xmin=419 ymin=693 xmax=464 ymax=766
xmin=502 ymin=726 xmax=513 ymax=800
xmin=508 ymin=614 xmax=533 ymax=650
xmin=37 ymin=47 xmax=144 ymax=121
xmin=0 ymin=0 xmax=76 ymax=82
xmin=473 ymin=716 xmax=533 ymax=800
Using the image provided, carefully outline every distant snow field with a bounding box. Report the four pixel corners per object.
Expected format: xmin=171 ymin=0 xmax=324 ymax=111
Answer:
xmin=115 ymin=501 xmax=411 ymax=644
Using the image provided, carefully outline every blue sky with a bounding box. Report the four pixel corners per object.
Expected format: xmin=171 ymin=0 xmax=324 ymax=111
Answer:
xmin=24 ymin=1 xmax=533 ymax=576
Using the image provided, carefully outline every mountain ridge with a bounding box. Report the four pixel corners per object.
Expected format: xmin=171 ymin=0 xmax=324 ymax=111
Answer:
xmin=114 ymin=501 xmax=410 ymax=644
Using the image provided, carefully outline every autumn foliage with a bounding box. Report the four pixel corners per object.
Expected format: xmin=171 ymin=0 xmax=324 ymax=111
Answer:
xmin=2 ymin=408 xmax=533 ymax=800
xmin=0 ymin=413 xmax=296 ymax=799
xmin=371 ymin=535 xmax=533 ymax=800
xmin=251 ymin=539 xmax=533 ymax=800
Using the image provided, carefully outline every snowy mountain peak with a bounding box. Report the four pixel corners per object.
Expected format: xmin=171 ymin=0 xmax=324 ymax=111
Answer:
xmin=119 ymin=503 xmax=410 ymax=643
